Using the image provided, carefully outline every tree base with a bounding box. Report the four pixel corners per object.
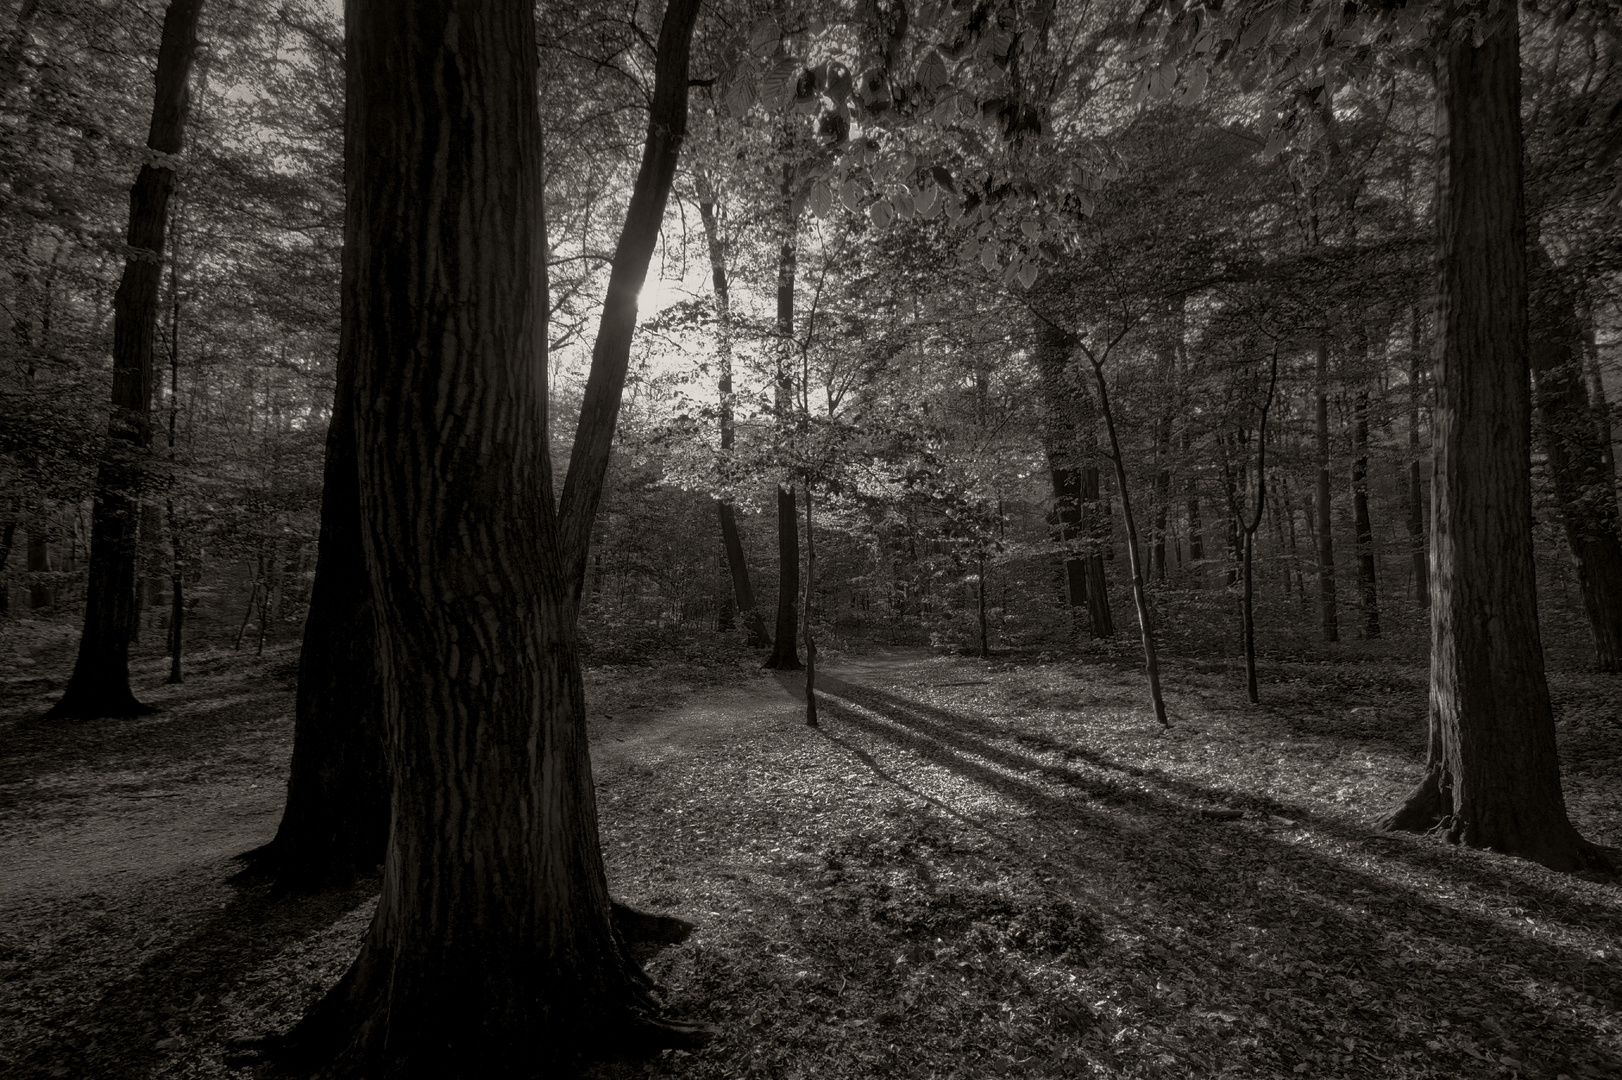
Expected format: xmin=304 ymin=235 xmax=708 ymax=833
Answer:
xmin=1381 ymin=771 xmax=1617 ymax=877
xmin=761 ymin=653 xmax=803 ymax=672
xmin=43 ymin=682 xmax=156 ymax=721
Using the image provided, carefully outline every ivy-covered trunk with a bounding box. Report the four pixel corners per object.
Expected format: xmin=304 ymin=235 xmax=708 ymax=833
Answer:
xmin=1381 ymin=6 xmax=1608 ymax=873
xmin=47 ymin=0 xmax=204 ymax=720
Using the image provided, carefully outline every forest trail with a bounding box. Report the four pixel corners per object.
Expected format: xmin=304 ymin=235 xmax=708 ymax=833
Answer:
xmin=3 ymin=642 xmax=1620 ymax=1080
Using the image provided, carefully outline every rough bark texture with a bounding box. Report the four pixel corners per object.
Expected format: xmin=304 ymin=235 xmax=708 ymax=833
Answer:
xmin=1529 ymin=252 xmax=1622 ymax=672
xmin=273 ymin=3 xmax=707 ymax=1073
xmin=47 ymin=0 xmax=203 ymax=720
xmin=1381 ymin=9 xmax=1609 ymax=875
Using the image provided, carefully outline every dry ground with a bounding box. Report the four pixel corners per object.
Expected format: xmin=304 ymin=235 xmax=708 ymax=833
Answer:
xmin=2 ymin=617 xmax=1620 ymax=1080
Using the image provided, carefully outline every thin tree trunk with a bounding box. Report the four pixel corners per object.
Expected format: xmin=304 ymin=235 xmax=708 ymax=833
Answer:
xmin=234 ymin=577 xmax=258 ymax=652
xmin=1406 ymin=306 xmax=1430 ymax=609
xmin=1352 ymin=387 xmax=1380 ymax=637
xmin=1080 ymin=463 xmax=1115 ymax=637
xmin=696 ymin=178 xmax=770 ymax=646
xmin=26 ymin=512 xmax=51 ymax=609
xmin=1314 ymin=341 xmax=1339 ymax=643
xmin=977 ymin=553 xmax=989 ymax=658
xmin=164 ymin=224 xmax=184 ymax=683
xmin=272 ymin=4 xmax=710 ymax=1072
xmin=47 ymin=0 xmax=204 ymax=719
xmin=803 ymin=481 xmax=817 ymax=727
xmin=1380 ymin=6 xmax=1608 ymax=873
xmin=764 ymin=153 xmax=802 ymax=671
xmin=1087 ymin=358 xmax=1168 ymax=727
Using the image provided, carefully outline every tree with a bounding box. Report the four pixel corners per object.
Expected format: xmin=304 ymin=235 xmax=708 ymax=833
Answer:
xmin=1380 ymin=5 xmax=1609 ymax=874
xmin=45 ymin=0 xmax=204 ymax=720
xmin=272 ymin=0 xmax=710 ymax=1073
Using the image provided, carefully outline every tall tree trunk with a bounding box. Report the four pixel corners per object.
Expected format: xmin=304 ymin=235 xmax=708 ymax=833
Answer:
xmin=695 ymin=178 xmax=769 ymax=646
xmin=1578 ymin=297 xmax=1618 ymax=506
xmin=803 ymin=481 xmax=818 ymax=726
xmin=46 ymin=0 xmax=204 ymax=720
xmin=273 ymin=3 xmax=709 ymax=1073
xmin=1352 ymin=387 xmax=1380 ymax=637
xmin=249 ymin=0 xmax=704 ymax=912
xmin=1314 ymin=341 xmax=1339 ymax=643
xmin=1406 ymin=307 xmax=1430 ymax=609
xmin=1087 ymin=357 xmax=1167 ymax=727
xmin=764 ymin=157 xmax=802 ymax=671
xmin=27 ymin=512 xmax=50 ymax=609
xmin=1080 ymin=463 xmax=1115 ymax=637
xmin=1529 ymin=252 xmax=1622 ymax=672
xmin=1381 ymin=7 xmax=1608 ymax=874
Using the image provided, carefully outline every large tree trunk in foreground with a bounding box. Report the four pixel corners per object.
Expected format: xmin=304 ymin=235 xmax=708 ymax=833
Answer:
xmin=250 ymin=0 xmax=703 ymax=899
xmin=1381 ymin=8 xmax=1609 ymax=874
xmin=696 ymin=179 xmax=770 ymax=647
xmin=273 ymin=4 xmax=708 ymax=1074
xmin=1529 ymin=253 xmax=1622 ymax=672
xmin=47 ymin=0 xmax=203 ymax=720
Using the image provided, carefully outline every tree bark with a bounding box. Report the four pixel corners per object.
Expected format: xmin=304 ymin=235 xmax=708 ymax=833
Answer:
xmin=764 ymin=157 xmax=802 ymax=671
xmin=1314 ymin=341 xmax=1339 ymax=643
xmin=272 ymin=4 xmax=709 ymax=1072
xmin=803 ymin=481 xmax=818 ymax=726
xmin=1529 ymin=251 xmax=1622 ymax=672
xmin=1381 ymin=7 xmax=1609 ymax=874
xmin=695 ymin=178 xmax=770 ymax=647
xmin=46 ymin=0 xmax=204 ymax=720
xmin=554 ymin=0 xmax=701 ymax=616
xmin=1352 ymin=387 xmax=1380 ymax=638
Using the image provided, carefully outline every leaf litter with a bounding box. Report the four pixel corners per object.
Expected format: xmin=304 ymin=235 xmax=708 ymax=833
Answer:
xmin=0 ymin=632 xmax=1617 ymax=1080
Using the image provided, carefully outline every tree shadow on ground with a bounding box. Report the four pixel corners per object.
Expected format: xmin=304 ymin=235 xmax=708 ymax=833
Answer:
xmin=6 ymin=874 xmax=375 ymax=1080
xmin=790 ymin=672 xmax=1622 ymax=1078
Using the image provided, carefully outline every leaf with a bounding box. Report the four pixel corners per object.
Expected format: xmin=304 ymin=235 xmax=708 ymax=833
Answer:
xmin=761 ymin=58 xmax=799 ymax=111
xmin=840 ymin=179 xmax=863 ymax=214
xmin=930 ymin=165 xmax=957 ymax=193
xmin=725 ymin=79 xmax=755 ymax=118
xmin=915 ymin=185 xmax=939 ymax=217
xmin=1019 ymin=218 xmax=1041 ymax=241
xmin=809 ymin=181 xmax=833 ymax=219
xmin=749 ymin=17 xmax=780 ymax=56
xmin=1182 ymin=63 xmax=1209 ymax=103
xmin=1262 ymin=126 xmax=1288 ymax=159
xmin=916 ymin=49 xmax=949 ymax=94
xmin=980 ymin=243 xmax=1000 ymax=273
xmin=1016 ymin=262 xmax=1039 ymax=289
xmin=869 ymin=199 xmax=894 ymax=229
xmin=893 ymin=187 xmax=916 ymax=220
xmin=943 ymin=196 xmax=964 ymax=223
xmin=1076 ymin=191 xmax=1095 ymax=217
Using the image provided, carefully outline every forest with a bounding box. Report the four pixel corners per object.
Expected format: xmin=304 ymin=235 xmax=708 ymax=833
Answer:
xmin=2 ymin=0 xmax=1620 ymax=1077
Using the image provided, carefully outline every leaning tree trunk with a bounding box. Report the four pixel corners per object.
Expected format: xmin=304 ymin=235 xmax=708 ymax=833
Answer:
xmin=1380 ymin=6 xmax=1608 ymax=874
xmin=46 ymin=0 xmax=204 ymax=720
xmin=764 ymin=157 xmax=802 ymax=671
xmin=695 ymin=177 xmax=770 ymax=647
xmin=272 ymin=4 xmax=710 ymax=1074
xmin=1529 ymin=251 xmax=1622 ymax=672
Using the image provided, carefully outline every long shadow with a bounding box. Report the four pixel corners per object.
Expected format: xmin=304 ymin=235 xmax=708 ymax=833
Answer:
xmin=6 ymin=874 xmax=375 ymax=1080
xmin=796 ymin=675 xmax=1622 ymax=1076
xmin=810 ymin=674 xmax=1622 ymax=939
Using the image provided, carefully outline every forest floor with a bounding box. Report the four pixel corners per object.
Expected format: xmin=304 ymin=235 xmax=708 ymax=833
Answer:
xmin=1 ymin=616 xmax=1620 ymax=1080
